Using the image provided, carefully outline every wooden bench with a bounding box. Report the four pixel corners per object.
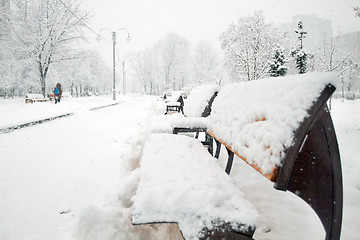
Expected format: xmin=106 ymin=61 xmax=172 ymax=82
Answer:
xmin=25 ymin=94 xmax=49 ymax=103
xmin=173 ymin=84 xmax=220 ymax=152
xmin=132 ymin=133 xmax=257 ymax=239
xmin=165 ymin=101 xmax=181 ymax=113
xmin=132 ymin=72 xmax=343 ymax=239
xmin=183 ymin=84 xmax=220 ymax=118
xmin=164 ymin=91 xmax=184 ymax=115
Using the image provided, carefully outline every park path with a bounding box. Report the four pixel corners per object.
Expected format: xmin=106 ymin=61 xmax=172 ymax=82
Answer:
xmin=0 ymin=95 xmax=154 ymax=240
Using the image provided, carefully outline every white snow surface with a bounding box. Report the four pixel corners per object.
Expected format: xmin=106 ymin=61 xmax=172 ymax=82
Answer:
xmin=208 ymin=72 xmax=338 ymax=174
xmin=132 ymin=133 xmax=257 ymax=239
xmin=0 ymin=93 xmax=359 ymax=240
xmin=170 ymin=116 xmax=208 ymax=128
xmin=0 ymin=96 xmax=123 ymax=129
xmin=183 ymin=84 xmax=220 ymax=117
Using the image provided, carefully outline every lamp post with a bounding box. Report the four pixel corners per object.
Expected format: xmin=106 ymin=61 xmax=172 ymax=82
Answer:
xmin=97 ymin=28 xmax=131 ymax=100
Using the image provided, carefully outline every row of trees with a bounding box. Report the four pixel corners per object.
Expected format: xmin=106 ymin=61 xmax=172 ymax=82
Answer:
xmin=128 ymin=11 xmax=359 ymax=99
xmin=220 ymin=11 xmax=360 ymax=98
xmin=128 ymin=32 xmax=221 ymax=95
xmin=0 ymin=0 xmax=112 ymax=98
xmin=1 ymin=3 xmax=359 ymax=98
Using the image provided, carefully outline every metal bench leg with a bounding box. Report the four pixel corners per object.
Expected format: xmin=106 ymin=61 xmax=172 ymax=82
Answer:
xmin=205 ymin=133 xmax=213 ymax=155
xmin=214 ymin=139 xmax=221 ymax=159
xmin=225 ymin=148 xmax=234 ymax=175
xmin=195 ymin=131 xmax=199 ymax=139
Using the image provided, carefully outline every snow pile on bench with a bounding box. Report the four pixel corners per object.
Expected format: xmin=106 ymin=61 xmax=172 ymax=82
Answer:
xmin=184 ymin=84 xmax=220 ymax=117
xmin=147 ymin=115 xmax=207 ymax=133
xmin=170 ymin=116 xmax=208 ymax=129
xmin=132 ymin=133 xmax=257 ymax=239
xmin=165 ymin=91 xmax=182 ymax=106
xmin=207 ymin=72 xmax=338 ymax=174
xmin=25 ymin=94 xmax=48 ymax=102
xmin=25 ymin=94 xmax=46 ymax=98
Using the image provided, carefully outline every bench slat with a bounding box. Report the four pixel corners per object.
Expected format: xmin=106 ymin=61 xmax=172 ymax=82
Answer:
xmin=207 ymin=130 xmax=280 ymax=181
xmin=132 ymin=133 xmax=257 ymax=239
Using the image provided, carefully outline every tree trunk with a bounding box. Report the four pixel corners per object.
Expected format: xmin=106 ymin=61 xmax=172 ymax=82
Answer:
xmin=70 ymin=82 xmax=74 ymax=96
xmin=41 ymin=76 xmax=46 ymax=97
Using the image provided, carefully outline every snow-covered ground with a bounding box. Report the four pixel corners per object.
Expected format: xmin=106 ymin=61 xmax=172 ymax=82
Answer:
xmin=0 ymin=96 xmax=124 ymax=129
xmin=0 ymin=95 xmax=359 ymax=239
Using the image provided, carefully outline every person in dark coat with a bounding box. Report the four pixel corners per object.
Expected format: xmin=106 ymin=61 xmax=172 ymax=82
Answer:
xmin=177 ymin=95 xmax=184 ymax=114
xmin=54 ymin=83 xmax=63 ymax=104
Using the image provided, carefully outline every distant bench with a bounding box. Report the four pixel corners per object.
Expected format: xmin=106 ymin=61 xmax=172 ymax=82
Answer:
xmin=132 ymin=73 xmax=343 ymax=240
xmin=165 ymin=101 xmax=181 ymax=113
xmin=25 ymin=94 xmax=49 ymax=103
xmin=172 ymin=84 xmax=220 ymax=152
xmin=163 ymin=91 xmax=184 ymax=114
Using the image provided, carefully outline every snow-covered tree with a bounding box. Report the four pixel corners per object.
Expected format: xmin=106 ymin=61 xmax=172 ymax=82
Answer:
xmin=291 ymin=21 xmax=308 ymax=74
xmin=128 ymin=33 xmax=222 ymax=95
xmin=354 ymin=6 xmax=360 ymax=17
xmin=316 ymin=34 xmax=352 ymax=72
xmin=292 ymin=49 xmax=308 ymax=74
xmin=54 ymin=50 xmax=112 ymax=97
xmin=6 ymin=0 xmax=88 ymax=96
xmin=157 ymin=32 xmax=191 ymax=91
xmin=192 ymin=41 xmax=221 ymax=84
xmin=0 ymin=2 xmax=15 ymax=97
xmin=267 ymin=46 xmax=288 ymax=77
xmin=129 ymin=46 xmax=160 ymax=94
xmin=338 ymin=58 xmax=360 ymax=100
xmin=220 ymin=11 xmax=279 ymax=81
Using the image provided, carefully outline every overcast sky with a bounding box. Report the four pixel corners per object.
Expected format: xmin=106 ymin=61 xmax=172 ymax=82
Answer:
xmin=83 ymin=0 xmax=360 ymax=61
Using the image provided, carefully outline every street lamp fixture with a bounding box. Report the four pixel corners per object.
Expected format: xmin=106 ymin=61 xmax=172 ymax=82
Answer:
xmin=97 ymin=28 xmax=131 ymax=100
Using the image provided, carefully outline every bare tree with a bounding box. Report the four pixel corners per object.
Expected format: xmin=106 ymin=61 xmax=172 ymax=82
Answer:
xmin=220 ymin=11 xmax=279 ymax=81
xmin=317 ymin=34 xmax=352 ymax=72
xmin=337 ymin=58 xmax=360 ymax=100
xmin=192 ymin=41 xmax=221 ymax=84
xmin=354 ymin=6 xmax=360 ymax=17
xmin=157 ymin=32 xmax=191 ymax=90
xmin=54 ymin=50 xmax=112 ymax=97
xmin=7 ymin=0 xmax=88 ymax=96
xmin=128 ymin=33 xmax=221 ymax=94
xmin=129 ymin=46 xmax=159 ymax=94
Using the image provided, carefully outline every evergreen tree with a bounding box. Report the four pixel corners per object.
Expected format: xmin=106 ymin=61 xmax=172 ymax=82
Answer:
xmin=291 ymin=21 xmax=308 ymax=74
xmin=293 ymin=49 xmax=307 ymax=74
xmin=354 ymin=7 xmax=360 ymax=17
xmin=268 ymin=46 xmax=288 ymax=77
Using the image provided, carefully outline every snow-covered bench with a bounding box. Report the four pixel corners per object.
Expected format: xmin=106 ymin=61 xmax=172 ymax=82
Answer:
xmin=164 ymin=91 xmax=184 ymax=114
xmin=132 ymin=133 xmax=257 ymax=239
xmin=165 ymin=101 xmax=181 ymax=113
xmin=25 ymin=94 xmax=48 ymax=103
xmin=206 ymin=72 xmax=343 ymax=240
xmin=132 ymin=72 xmax=343 ymax=239
xmin=172 ymin=85 xmax=220 ymax=153
xmin=183 ymin=84 xmax=220 ymax=118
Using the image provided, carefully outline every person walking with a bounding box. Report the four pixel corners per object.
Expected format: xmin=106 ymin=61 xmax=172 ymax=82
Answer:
xmin=177 ymin=95 xmax=184 ymax=114
xmin=54 ymin=83 xmax=62 ymax=104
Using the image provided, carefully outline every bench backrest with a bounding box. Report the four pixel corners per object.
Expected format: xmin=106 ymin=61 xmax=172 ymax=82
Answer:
xmin=206 ymin=72 xmax=342 ymax=240
xmin=207 ymin=72 xmax=336 ymax=180
xmin=25 ymin=94 xmax=46 ymax=99
xmin=184 ymin=85 xmax=220 ymax=117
